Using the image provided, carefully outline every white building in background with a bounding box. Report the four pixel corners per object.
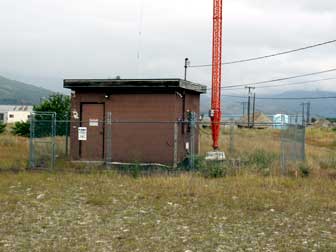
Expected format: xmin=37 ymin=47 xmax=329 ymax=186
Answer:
xmin=273 ymin=114 xmax=289 ymax=129
xmin=0 ymin=105 xmax=33 ymax=123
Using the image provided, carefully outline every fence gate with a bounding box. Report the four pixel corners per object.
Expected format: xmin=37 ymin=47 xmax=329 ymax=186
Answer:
xmin=280 ymin=124 xmax=306 ymax=175
xmin=29 ymin=112 xmax=56 ymax=169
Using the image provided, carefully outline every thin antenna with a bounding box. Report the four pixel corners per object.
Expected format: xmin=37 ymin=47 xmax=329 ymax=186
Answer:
xmin=136 ymin=0 xmax=145 ymax=78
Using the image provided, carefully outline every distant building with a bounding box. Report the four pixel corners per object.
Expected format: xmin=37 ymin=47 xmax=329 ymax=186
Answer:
xmin=0 ymin=105 xmax=33 ymax=123
xmin=273 ymin=114 xmax=289 ymax=129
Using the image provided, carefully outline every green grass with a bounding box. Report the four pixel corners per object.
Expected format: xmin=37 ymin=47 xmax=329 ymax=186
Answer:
xmin=0 ymin=172 xmax=336 ymax=251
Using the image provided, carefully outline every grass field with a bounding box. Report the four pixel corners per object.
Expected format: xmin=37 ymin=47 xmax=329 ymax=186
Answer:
xmin=0 ymin=173 xmax=336 ymax=251
xmin=0 ymin=125 xmax=335 ymax=251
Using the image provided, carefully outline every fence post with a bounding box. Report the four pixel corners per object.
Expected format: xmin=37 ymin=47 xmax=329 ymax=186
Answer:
xmin=65 ymin=117 xmax=69 ymax=158
xmin=229 ymin=119 xmax=235 ymax=155
xmin=189 ymin=112 xmax=197 ymax=170
xmin=29 ymin=113 xmax=35 ymax=169
xmin=280 ymin=129 xmax=286 ymax=176
xmin=105 ymin=112 xmax=112 ymax=164
xmin=173 ymin=122 xmax=178 ymax=169
xmin=301 ymin=125 xmax=306 ymax=161
xmin=51 ymin=113 xmax=56 ymax=170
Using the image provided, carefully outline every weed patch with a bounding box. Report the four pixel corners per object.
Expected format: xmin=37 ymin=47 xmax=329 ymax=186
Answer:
xmin=246 ymin=149 xmax=278 ymax=174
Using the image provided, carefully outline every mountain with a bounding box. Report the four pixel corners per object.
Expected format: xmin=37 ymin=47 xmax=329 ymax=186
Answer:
xmin=0 ymin=75 xmax=52 ymax=105
xmin=201 ymin=90 xmax=336 ymax=118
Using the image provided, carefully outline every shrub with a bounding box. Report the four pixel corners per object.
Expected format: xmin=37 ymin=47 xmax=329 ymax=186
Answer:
xmin=0 ymin=123 xmax=6 ymax=134
xmin=129 ymin=164 xmax=141 ymax=178
xmin=34 ymin=94 xmax=70 ymax=136
xmin=200 ymin=162 xmax=228 ymax=178
xmin=247 ymin=149 xmax=277 ymax=172
xmin=298 ymin=163 xmax=310 ymax=177
xmin=11 ymin=121 xmax=30 ymax=137
xmin=192 ymin=156 xmax=228 ymax=178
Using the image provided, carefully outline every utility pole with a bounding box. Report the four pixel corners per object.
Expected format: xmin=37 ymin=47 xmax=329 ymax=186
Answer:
xmin=184 ymin=58 xmax=190 ymax=81
xmin=306 ymin=102 xmax=311 ymax=125
xmin=245 ymin=86 xmax=255 ymax=128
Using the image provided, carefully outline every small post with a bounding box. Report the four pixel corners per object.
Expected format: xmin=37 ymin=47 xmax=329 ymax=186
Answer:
xmin=105 ymin=112 xmax=112 ymax=164
xmin=184 ymin=58 xmax=190 ymax=81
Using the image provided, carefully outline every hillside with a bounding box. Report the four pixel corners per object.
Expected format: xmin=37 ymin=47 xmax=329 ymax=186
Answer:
xmin=201 ymin=90 xmax=336 ymax=118
xmin=0 ymin=75 xmax=52 ymax=105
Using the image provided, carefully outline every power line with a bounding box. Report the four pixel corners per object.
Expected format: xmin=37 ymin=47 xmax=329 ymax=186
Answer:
xmin=222 ymin=95 xmax=336 ymax=100
xmin=221 ymin=68 xmax=336 ymax=89
xmin=189 ymin=39 xmax=336 ymax=68
xmin=219 ymin=77 xmax=336 ymax=91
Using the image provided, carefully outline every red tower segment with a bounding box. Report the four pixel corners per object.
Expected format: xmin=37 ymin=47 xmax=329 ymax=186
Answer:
xmin=211 ymin=0 xmax=223 ymax=149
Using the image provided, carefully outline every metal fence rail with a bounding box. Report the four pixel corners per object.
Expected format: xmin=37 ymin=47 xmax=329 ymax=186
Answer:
xmin=28 ymin=113 xmax=309 ymax=175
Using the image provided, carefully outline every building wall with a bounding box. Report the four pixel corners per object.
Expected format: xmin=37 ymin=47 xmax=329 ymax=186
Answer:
xmin=6 ymin=111 xmax=31 ymax=123
xmin=69 ymin=89 xmax=200 ymax=165
xmin=0 ymin=113 xmax=5 ymax=123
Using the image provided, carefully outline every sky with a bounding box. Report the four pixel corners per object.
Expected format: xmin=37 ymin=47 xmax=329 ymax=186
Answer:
xmin=0 ymin=0 xmax=335 ymax=95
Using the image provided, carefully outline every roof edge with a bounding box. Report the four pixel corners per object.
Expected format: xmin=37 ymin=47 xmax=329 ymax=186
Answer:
xmin=63 ymin=78 xmax=207 ymax=94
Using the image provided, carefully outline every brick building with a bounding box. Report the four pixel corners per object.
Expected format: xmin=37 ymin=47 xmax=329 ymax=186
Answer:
xmin=64 ymin=79 xmax=206 ymax=166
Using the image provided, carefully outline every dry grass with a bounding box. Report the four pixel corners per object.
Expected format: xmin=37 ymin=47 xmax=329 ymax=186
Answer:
xmin=0 ymin=129 xmax=29 ymax=170
xmin=200 ymin=126 xmax=336 ymax=177
xmin=0 ymin=126 xmax=336 ymax=251
xmin=0 ymin=172 xmax=336 ymax=251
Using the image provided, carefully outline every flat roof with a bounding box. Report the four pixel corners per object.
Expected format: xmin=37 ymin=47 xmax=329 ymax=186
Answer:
xmin=64 ymin=79 xmax=207 ymax=94
xmin=0 ymin=105 xmax=33 ymax=112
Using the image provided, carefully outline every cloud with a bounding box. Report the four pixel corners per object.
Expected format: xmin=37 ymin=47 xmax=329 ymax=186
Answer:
xmin=0 ymin=0 xmax=335 ymax=93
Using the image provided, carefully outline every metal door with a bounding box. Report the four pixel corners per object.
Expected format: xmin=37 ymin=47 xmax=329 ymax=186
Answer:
xmin=80 ymin=103 xmax=105 ymax=161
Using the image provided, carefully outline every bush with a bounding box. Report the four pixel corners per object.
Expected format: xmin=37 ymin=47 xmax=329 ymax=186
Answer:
xmin=298 ymin=163 xmax=310 ymax=177
xmin=190 ymin=156 xmax=228 ymax=178
xmin=34 ymin=94 xmax=70 ymax=136
xmin=247 ymin=149 xmax=277 ymax=174
xmin=11 ymin=121 xmax=30 ymax=137
xmin=200 ymin=162 xmax=228 ymax=178
xmin=0 ymin=123 xmax=6 ymax=134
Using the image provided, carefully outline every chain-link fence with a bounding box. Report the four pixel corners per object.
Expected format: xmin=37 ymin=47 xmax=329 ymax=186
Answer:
xmin=29 ymin=112 xmax=56 ymax=169
xmin=29 ymin=113 xmax=199 ymax=172
xmin=280 ymin=124 xmax=306 ymax=175
xmin=28 ymin=112 xmax=312 ymax=175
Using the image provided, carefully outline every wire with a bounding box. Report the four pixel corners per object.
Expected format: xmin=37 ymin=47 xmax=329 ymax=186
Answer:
xmin=220 ymin=68 xmax=336 ymax=89
xmin=221 ymin=95 xmax=336 ymax=100
xmin=218 ymin=77 xmax=336 ymax=91
xmin=189 ymin=39 xmax=336 ymax=68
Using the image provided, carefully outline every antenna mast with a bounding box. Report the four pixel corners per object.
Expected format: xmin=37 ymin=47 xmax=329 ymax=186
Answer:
xmin=210 ymin=0 xmax=223 ymax=149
